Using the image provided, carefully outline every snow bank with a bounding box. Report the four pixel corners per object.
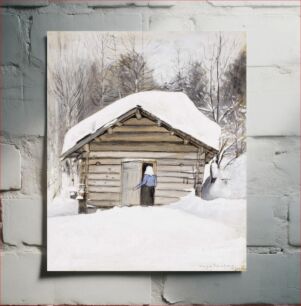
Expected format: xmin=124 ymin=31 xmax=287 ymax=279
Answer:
xmin=202 ymin=154 xmax=246 ymax=200
xmin=169 ymin=192 xmax=246 ymax=236
xmin=61 ymin=91 xmax=221 ymax=156
xmin=222 ymin=154 xmax=246 ymax=198
xmin=48 ymin=195 xmax=78 ymax=218
xmin=48 ymin=195 xmax=245 ymax=271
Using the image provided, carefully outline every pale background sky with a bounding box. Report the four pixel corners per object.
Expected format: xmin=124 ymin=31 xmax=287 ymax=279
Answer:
xmin=48 ymin=31 xmax=246 ymax=85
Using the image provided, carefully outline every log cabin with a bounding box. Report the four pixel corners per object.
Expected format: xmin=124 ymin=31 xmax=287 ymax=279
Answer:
xmin=61 ymin=91 xmax=221 ymax=212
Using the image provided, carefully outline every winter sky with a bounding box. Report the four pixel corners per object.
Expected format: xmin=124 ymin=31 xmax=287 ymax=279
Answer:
xmin=48 ymin=31 xmax=246 ymax=85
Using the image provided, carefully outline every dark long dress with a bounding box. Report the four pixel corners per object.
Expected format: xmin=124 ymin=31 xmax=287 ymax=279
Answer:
xmin=141 ymin=186 xmax=155 ymax=205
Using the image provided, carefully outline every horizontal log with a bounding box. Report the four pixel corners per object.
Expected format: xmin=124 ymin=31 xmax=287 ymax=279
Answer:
xmin=157 ymin=165 xmax=196 ymax=172
xmin=87 ymin=158 xmax=203 ymax=167
xmin=123 ymin=117 xmax=155 ymax=126
xmin=89 ymin=151 xmax=198 ymax=160
xmin=88 ymin=186 xmax=120 ymax=193
xmin=89 ymin=162 xmax=202 ymax=173
xmin=87 ymin=200 xmax=119 ymax=208
xmin=88 ymin=173 xmax=120 ymax=180
xmin=88 ymin=199 xmax=180 ymax=207
xmin=83 ymin=170 xmax=198 ymax=179
xmin=112 ymin=125 xmax=168 ymax=133
xmin=155 ymin=196 xmax=180 ymax=205
xmin=88 ymin=179 xmax=120 ymax=186
xmin=88 ymin=192 xmax=120 ymax=201
xmin=157 ymin=171 xmax=195 ymax=179
xmin=156 ymin=182 xmax=194 ymax=191
xmin=156 ymin=159 xmax=199 ymax=166
xmin=88 ymin=159 xmax=122 ymax=165
xmin=88 ymin=200 xmax=178 ymax=207
xmin=157 ymin=176 xmax=195 ymax=184
xmin=97 ymin=132 xmax=183 ymax=143
xmin=155 ymin=189 xmax=191 ymax=198
xmin=88 ymin=183 xmax=194 ymax=192
xmin=89 ymin=165 xmax=121 ymax=174
xmin=90 ymin=143 xmax=197 ymax=153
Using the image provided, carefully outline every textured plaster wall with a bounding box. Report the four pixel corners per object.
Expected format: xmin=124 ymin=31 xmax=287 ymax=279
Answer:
xmin=0 ymin=0 xmax=300 ymax=304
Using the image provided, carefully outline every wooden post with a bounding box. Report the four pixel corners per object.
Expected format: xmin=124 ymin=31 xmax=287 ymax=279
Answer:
xmin=108 ymin=127 xmax=113 ymax=134
xmin=78 ymin=145 xmax=90 ymax=214
xmin=78 ymin=198 xmax=86 ymax=214
xmin=78 ymin=157 xmax=86 ymax=214
xmin=195 ymin=148 xmax=202 ymax=197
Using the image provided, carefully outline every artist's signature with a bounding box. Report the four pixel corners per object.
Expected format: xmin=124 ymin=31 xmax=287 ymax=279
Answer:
xmin=197 ymin=264 xmax=246 ymax=271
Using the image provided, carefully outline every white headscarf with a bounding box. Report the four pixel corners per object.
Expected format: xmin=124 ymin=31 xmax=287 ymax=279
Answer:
xmin=144 ymin=166 xmax=154 ymax=176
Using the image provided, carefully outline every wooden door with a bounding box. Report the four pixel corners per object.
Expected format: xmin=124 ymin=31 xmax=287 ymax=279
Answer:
xmin=121 ymin=161 xmax=142 ymax=206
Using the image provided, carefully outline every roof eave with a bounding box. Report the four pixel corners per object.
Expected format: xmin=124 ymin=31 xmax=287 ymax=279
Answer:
xmin=61 ymin=106 xmax=219 ymax=160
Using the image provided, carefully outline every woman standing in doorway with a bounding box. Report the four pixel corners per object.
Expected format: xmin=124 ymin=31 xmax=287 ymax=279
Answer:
xmin=134 ymin=166 xmax=157 ymax=206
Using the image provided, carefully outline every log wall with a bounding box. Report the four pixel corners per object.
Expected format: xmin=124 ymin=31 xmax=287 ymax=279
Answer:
xmin=85 ymin=116 xmax=207 ymax=208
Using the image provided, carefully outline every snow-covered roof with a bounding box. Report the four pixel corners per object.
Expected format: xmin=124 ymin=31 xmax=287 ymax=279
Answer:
xmin=61 ymin=91 xmax=221 ymax=158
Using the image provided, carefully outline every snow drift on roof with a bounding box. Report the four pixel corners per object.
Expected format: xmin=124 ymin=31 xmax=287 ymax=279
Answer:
xmin=61 ymin=91 xmax=221 ymax=156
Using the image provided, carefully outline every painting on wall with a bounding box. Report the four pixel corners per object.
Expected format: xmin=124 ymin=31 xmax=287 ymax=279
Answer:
xmin=47 ymin=31 xmax=246 ymax=271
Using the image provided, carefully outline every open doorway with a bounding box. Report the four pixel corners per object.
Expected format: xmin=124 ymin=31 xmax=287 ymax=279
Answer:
xmin=140 ymin=161 xmax=157 ymax=206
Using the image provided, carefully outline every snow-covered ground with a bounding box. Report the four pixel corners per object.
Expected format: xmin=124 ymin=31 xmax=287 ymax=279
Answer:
xmin=47 ymin=195 xmax=78 ymax=218
xmin=48 ymin=193 xmax=245 ymax=271
xmin=48 ymin=154 xmax=246 ymax=271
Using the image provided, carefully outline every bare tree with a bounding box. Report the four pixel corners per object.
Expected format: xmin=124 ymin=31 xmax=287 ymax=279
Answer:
xmin=198 ymin=34 xmax=246 ymax=161
xmin=85 ymin=33 xmax=114 ymax=109
xmin=116 ymin=51 xmax=157 ymax=95
xmin=85 ymin=33 xmax=157 ymax=108
xmin=113 ymin=33 xmax=158 ymax=95
xmin=220 ymin=48 xmax=246 ymax=158
xmin=199 ymin=33 xmax=234 ymax=124
xmin=50 ymin=34 xmax=88 ymax=133
xmin=168 ymin=49 xmax=188 ymax=92
xmin=167 ymin=33 xmax=246 ymax=163
xmin=48 ymin=33 xmax=90 ymax=197
xmin=185 ymin=61 xmax=208 ymax=109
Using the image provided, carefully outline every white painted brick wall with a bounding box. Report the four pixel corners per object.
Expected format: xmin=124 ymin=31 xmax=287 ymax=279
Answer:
xmin=2 ymin=198 xmax=43 ymax=246
xmin=149 ymin=15 xmax=195 ymax=31
xmin=0 ymin=143 xmax=21 ymax=191
xmin=2 ymin=251 xmax=151 ymax=304
xmin=0 ymin=1 xmax=299 ymax=304
xmin=163 ymin=253 xmax=299 ymax=304
xmin=0 ymin=0 xmax=49 ymax=6
xmin=1 ymin=13 xmax=24 ymax=65
xmin=289 ymin=193 xmax=301 ymax=246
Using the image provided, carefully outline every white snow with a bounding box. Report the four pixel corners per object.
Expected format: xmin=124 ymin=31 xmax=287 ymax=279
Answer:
xmin=61 ymin=91 xmax=221 ymax=156
xmin=202 ymin=154 xmax=246 ymax=200
xmin=170 ymin=192 xmax=245 ymax=235
xmin=48 ymin=195 xmax=78 ymax=218
xmin=222 ymin=154 xmax=246 ymax=198
xmin=48 ymin=154 xmax=246 ymax=271
xmin=48 ymin=194 xmax=246 ymax=271
xmin=210 ymin=159 xmax=219 ymax=179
